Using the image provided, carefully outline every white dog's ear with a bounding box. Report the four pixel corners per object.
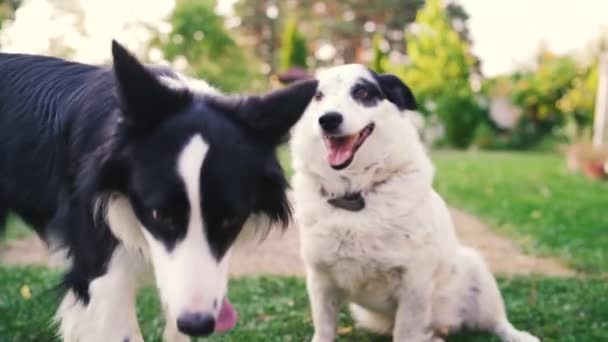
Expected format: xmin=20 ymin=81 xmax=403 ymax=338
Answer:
xmin=375 ymin=74 xmax=417 ymax=111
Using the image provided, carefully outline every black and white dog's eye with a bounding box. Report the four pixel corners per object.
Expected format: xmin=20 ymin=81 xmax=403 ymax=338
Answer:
xmin=314 ymin=91 xmax=324 ymax=101
xmin=354 ymin=88 xmax=369 ymax=100
xmin=222 ymin=217 xmax=242 ymax=229
xmin=151 ymin=209 xmax=175 ymax=229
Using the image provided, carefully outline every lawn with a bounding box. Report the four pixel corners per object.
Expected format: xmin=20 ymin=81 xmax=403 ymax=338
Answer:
xmin=1 ymin=266 xmax=607 ymax=342
xmin=1 ymin=149 xmax=607 ymax=341
xmin=432 ymin=151 xmax=608 ymax=274
xmin=0 ymin=214 xmax=31 ymax=244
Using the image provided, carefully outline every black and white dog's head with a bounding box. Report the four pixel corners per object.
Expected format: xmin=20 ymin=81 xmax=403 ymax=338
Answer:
xmin=106 ymin=42 xmax=316 ymax=336
xmin=291 ymin=64 xmax=418 ymax=179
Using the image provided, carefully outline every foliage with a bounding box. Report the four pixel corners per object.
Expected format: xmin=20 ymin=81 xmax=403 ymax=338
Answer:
xmin=398 ymin=0 xmax=475 ymax=104
xmin=435 ymin=90 xmax=484 ymax=148
xmin=2 ymin=267 xmax=607 ymax=341
xmin=370 ymin=33 xmax=387 ymax=73
xmin=381 ymin=0 xmax=480 ymax=148
xmin=234 ymin=0 xmax=424 ymax=68
xmin=0 ymin=214 xmax=31 ymax=244
xmin=278 ymin=16 xmax=307 ymax=72
xmin=433 ymin=151 xmax=608 ymax=273
xmin=0 ymin=0 xmax=20 ymax=25
xmin=557 ymin=63 xmax=598 ymax=139
xmin=160 ymin=0 xmax=266 ymax=92
xmin=482 ymin=51 xmax=591 ymax=149
xmin=510 ymin=51 xmax=580 ymax=125
xmin=472 ymin=121 xmax=504 ymax=150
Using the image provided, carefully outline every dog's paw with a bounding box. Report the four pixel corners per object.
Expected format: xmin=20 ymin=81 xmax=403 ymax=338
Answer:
xmin=503 ymin=330 xmax=540 ymax=342
xmin=311 ymin=333 xmax=334 ymax=342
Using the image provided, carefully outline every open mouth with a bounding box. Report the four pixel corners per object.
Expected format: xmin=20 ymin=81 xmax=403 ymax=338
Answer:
xmin=323 ymin=123 xmax=375 ymax=170
xmin=215 ymin=297 xmax=238 ymax=332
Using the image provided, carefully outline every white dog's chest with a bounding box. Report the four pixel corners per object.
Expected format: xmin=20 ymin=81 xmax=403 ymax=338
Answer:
xmin=301 ymin=222 xmax=415 ymax=313
xmin=331 ymin=256 xmax=404 ymax=313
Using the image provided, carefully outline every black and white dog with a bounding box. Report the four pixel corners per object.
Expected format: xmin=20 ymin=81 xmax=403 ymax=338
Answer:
xmin=0 ymin=41 xmax=316 ymax=341
xmin=290 ymin=65 xmax=539 ymax=342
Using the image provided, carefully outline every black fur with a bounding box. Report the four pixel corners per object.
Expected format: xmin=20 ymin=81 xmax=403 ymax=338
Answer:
xmin=370 ymin=70 xmax=417 ymax=111
xmin=0 ymin=41 xmax=317 ymax=302
xmin=350 ymin=78 xmax=386 ymax=107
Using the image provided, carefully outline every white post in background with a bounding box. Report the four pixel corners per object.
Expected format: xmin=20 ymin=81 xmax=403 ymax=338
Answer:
xmin=593 ymin=53 xmax=608 ymax=147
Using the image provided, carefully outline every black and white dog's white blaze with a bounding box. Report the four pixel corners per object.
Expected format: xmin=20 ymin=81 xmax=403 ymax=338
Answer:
xmin=0 ymin=41 xmax=317 ymax=341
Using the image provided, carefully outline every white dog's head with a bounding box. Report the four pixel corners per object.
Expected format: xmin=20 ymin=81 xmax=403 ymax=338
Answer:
xmin=292 ymin=64 xmax=426 ymax=187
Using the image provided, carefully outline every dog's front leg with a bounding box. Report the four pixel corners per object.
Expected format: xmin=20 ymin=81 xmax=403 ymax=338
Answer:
xmin=393 ymin=281 xmax=440 ymax=342
xmin=307 ymin=268 xmax=341 ymax=342
xmin=56 ymin=246 xmax=145 ymax=342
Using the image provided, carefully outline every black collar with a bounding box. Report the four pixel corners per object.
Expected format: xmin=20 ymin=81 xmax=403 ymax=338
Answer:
xmin=325 ymin=191 xmax=365 ymax=212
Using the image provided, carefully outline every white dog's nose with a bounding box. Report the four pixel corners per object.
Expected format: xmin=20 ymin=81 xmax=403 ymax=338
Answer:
xmin=319 ymin=112 xmax=343 ymax=132
xmin=177 ymin=312 xmax=215 ymax=336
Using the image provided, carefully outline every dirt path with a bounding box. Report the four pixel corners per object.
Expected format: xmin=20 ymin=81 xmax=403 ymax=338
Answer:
xmin=1 ymin=207 xmax=574 ymax=277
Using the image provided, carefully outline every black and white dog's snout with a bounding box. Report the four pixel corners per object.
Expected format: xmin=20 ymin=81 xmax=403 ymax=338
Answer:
xmin=177 ymin=312 xmax=216 ymax=337
xmin=318 ymin=112 xmax=343 ymax=133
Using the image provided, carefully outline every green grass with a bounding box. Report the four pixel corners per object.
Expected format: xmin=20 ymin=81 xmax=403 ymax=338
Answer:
xmin=433 ymin=151 xmax=608 ymax=274
xmin=0 ymin=214 xmax=32 ymax=244
xmin=1 ymin=267 xmax=606 ymax=341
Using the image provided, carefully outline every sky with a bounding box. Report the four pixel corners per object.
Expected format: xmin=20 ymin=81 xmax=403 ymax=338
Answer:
xmin=0 ymin=0 xmax=174 ymax=63
xmin=1 ymin=0 xmax=606 ymax=76
xmin=459 ymin=0 xmax=608 ymax=76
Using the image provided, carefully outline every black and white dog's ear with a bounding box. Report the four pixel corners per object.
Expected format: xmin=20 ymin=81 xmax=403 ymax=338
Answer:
xmin=111 ymin=40 xmax=191 ymax=133
xmin=209 ymin=79 xmax=318 ymax=145
xmin=375 ymin=74 xmax=417 ymax=111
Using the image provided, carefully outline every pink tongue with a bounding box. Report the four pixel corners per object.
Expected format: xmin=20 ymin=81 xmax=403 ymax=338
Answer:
xmin=327 ymin=136 xmax=357 ymax=167
xmin=328 ymin=146 xmax=354 ymax=167
xmin=215 ymin=297 xmax=237 ymax=332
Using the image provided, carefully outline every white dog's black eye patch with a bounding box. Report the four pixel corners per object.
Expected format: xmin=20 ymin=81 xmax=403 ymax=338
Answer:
xmin=351 ymin=78 xmax=385 ymax=107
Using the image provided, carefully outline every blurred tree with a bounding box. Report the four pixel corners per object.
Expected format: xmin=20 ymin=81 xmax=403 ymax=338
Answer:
xmin=385 ymin=0 xmax=481 ymax=148
xmin=397 ymin=0 xmax=475 ymax=104
xmin=445 ymin=1 xmax=471 ymax=43
xmin=370 ymin=33 xmax=387 ymax=73
xmin=558 ymin=36 xmax=608 ymax=139
xmin=279 ymin=16 xmax=307 ymax=72
xmin=0 ymin=0 xmax=20 ymax=24
xmin=510 ymin=50 xmax=580 ymax=124
xmin=0 ymin=0 xmax=22 ymax=44
xmin=483 ymin=50 xmax=583 ymax=148
xmin=160 ymin=0 xmax=266 ymax=92
xmin=233 ymin=0 xmax=279 ymax=72
xmin=234 ymin=0 xmax=423 ymax=67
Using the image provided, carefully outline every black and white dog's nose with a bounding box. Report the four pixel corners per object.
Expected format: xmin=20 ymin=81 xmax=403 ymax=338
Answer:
xmin=177 ymin=312 xmax=215 ymax=337
xmin=318 ymin=112 xmax=343 ymax=133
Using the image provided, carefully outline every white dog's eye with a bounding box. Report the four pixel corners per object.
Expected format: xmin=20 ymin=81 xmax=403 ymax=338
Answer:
xmin=354 ymin=88 xmax=369 ymax=100
xmin=314 ymin=91 xmax=324 ymax=101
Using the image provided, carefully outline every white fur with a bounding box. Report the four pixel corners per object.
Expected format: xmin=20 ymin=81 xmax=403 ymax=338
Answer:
xmin=55 ymin=74 xmax=239 ymax=341
xmin=142 ymin=135 xmax=231 ymax=338
xmin=56 ymin=136 xmax=232 ymax=342
xmin=159 ymin=74 xmax=221 ymax=96
xmin=56 ymin=245 xmax=147 ymax=342
xmin=291 ymin=64 xmax=539 ymax=342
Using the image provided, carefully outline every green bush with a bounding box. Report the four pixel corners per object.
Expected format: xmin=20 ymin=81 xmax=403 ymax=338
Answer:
xmin=436 ymin=90 xmax=484 ymax=148
xmin=370 ymin=33 xmax=387 ymax=73
xmin=278 ymin=16 xmax=308 ymax=72
xmin=472 ymin=122 xmax=498 ymax=149
xmin=159 ymin=0 xmax=266 ymax=92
